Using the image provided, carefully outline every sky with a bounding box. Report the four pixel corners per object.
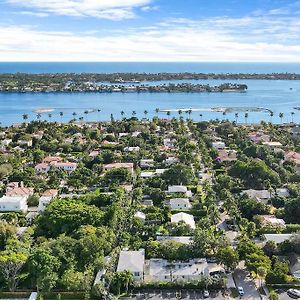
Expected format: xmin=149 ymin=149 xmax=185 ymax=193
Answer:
xmin=1 ymin=0 xmax=300 ymax=62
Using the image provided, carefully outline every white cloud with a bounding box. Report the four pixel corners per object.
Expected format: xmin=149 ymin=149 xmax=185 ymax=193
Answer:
xmin=1 ymin=14 xmax=300 ymax=62
xmin=6 ymin=0 xmax=152 ymax=20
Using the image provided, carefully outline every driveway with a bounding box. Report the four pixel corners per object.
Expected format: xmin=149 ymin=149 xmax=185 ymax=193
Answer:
xmin=233 ymin=268 xmax=260 ymax=300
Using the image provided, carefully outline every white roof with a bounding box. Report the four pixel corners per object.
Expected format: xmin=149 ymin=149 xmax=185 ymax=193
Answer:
xmin=149 ymin=258 xmax=208 ymax=277
xmin=134 ymin=211 xmax=146 ymax=220
xmin=242 ymin=189 xmax=270 ymax=199
xmin=156 ymin=236 xmax=193 ymax=245
xmin=140 ymin=171 xmax=155 ymax=178
xmin=264 ymin=234 xmax=293 ymax=244
xmin=171 ymin=212 xmax=195 ymax=229
xmin=168 ymin=185 xmax=188 ymax=193
xmin=170 ymin=198 xmax=191 ymax=207
xmin=117 ymin=249 xmax=145 ymax=273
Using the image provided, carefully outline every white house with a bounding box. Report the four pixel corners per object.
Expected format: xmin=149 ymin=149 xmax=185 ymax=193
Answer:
xmin=140 ymin=159 xmax=155 ymax=168
xmin=140 ymin=171 xmax=155 ymax=178
xmin=171 ymin=212 xmax=196 ymax=230
xmin=0 ymin=195 xmax=28 ymax=213
xmin=168 ymin=186 xmax=192 ymax=197
xmin=212 ymin=141 xmax=225 ymax=149
xmin=124 ymin=146 xmax=140 ymax=152
xmin=242 ymin=189 xmax=271 ymax=203
xmin=165 ymin=157 xmax=179 ymax=166
xmin=1 ymin=139 xmax=12 ymax=146
xmin=169 ymin=198 xmax=192 ymax=210
xmin=18 ymin=139 xmax=32 ymax=147
xmin=263 ymin=234 xmax=293 ymax=244
xmin=145 ymin=258 xmax=209 ymax=282
xmin=289 ymin=254 xmax=300 ymax=279
xmin=38 ymin=196 xmax=52 ymax=212
xmin=156 ymin=236 xmax=193 ymax=245
xmin=117 ymin=249 xmax=145 ymax=281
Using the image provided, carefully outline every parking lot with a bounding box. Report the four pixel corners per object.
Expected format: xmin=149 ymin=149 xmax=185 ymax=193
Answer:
xmin=123 ymin=289 xmax=228 ymax=300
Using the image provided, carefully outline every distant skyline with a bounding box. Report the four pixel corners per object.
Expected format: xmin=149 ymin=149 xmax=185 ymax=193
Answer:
xmin=1 ymin=0 xmax=300 ymax=62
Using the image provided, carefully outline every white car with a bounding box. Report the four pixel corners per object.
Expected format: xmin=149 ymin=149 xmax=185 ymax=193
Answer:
xmin=287 ymin=289 xmax=300 ymax=298
xmin=203 ymin=290 xmax=210 ymax=298
xmin=238 ymin=287 xmax=244 ymax=296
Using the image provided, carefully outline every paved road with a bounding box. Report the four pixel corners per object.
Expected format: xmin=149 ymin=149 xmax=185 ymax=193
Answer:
xmin=233 ymin=268 xmax=260 ymax=300
xmin=217 ymin=212 xmax=239 ymax=245
xmin=124 ymin=290 xmax=228 ymax=300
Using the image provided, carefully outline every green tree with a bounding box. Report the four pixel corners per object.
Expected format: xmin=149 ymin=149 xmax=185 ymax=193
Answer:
xmin=216 ymin=246 xmax=239 ymax=271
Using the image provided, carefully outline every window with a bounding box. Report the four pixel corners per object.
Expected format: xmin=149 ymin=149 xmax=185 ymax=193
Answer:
xmin=134 ymin=272 xmax=140 ymax=277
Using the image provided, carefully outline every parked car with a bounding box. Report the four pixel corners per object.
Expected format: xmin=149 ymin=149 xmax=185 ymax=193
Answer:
xmin=207 ymin=257 xmax=217 ymax=263
xmin=287 ymin=289 xmax=300 ymax=298
xmin=203 ymin=290 xmax=210 ymax=298
xmin=238 ymin=287 xmax=244 ymax=296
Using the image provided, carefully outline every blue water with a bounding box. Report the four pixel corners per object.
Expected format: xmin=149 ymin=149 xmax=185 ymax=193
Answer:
xmin=0 ymin=62 xmax=300 ymax=74
xmin=0 ymin=63 xmax=300 ymax=126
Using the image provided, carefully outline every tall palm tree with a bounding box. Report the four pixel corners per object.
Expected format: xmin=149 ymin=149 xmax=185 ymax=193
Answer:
xmin=97 ymin=109 xmax=101 ymax=121
xmin=235 ymin=113 xmax=239 ymax=123
xmin=178 ymin=109 xmax=182 ymax=119
xmin=188 ymin=109 xmax=192 ymax=120
xmin=155 ymin=108 xmax=159 ymax=117
xmin=244 ymin=113 xmax=249 ymax=125
xmin=291 ymin=111 xmax=295 ymax=123
xmin=132 ymin=111 xmax=137 ymax=118
xmin=48 ymin=113 xmax=52 ymax=123
xmin=166 ymin=111 xmax=171 ymax=118
xmin=199 ymin=114 xmax=203 ymax=122
xmin=84 ymin=110 xmax=89 ymax=121
xmin=36 ymin=113 xmax=41 ymax=121
xmin=59 ymin=111 xmax=64 ymax=123
xmin=22 ymin=114 xmax=28 ymax=123
xmin=120 ymin=111 xmax=125 ymax=119
xmin=144 ymin=110 xmax=148 ymax=119
xmin=222 ymin=111 xmax=226 ymax=120
xmin=269 ymin=111 xmax=274 ymax=123
xmin=279 ymin=112 xmax=284 ymax=124
xmin=72 ymin=112 xmax=77 ymax=118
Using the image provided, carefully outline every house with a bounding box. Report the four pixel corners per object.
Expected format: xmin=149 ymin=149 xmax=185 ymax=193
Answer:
xmin=35 ymin=157 xmax=77 ymax=174
xmin=167 ymin=186 xmax=192 ymax=197
xmin=134 ymin=211 xmax=146 ymax=223
xmin=274 ymin=188 xmax=290 ymax=198
xmin=124 ymin=146 xmax=140 ymax=152
xmin=140 ymin=171 xmax=155 ymax=178
xmin=156 ymin=236 xmax=193 ymax=245
xmin=217 ymin=149 xmax=237 ymax=162
xmin=169 ymin=198 xmax=192 ymax=210
xmin=165 ymin=157 xmax=179 ymax=166
xmin=103 ymin=162 xmax=134 ymax=175
xmin=0 ymin=195 xmax=28 ymax=213
xmin=263 ymin=234 xmax=293 ymax=244
xmin=242 ymin=189 xmax=271 ymax=203
xmin=117 ymin=249 xmax=145 ymax=281
xmin=38 ymin=189 xmax=58 ymax=212
xmin=1 ymin=139 xmax=12 ymax=146
xmin=6 ymin=183 xmax=34 ymax=197
xmin=140 ymin=159 xmax=155 ymax=168
xmin=257 ymin=215 xmax=286 ymax=228
xmin=18 ymin=139 xmax=32 ymax=147
xmin=289 ymin=126 xmax=300 ymax=137
xmin=289 ymin=253 xmax=300 ymax=279
xmin=144 ymin=258 xmax=208 ymax=282
xmin=262 ymin=141 xmax=283 ymax=148
xmin=171 ymin=212 xmax=196 ymax=230
xmin=248 ymin=132 xmax=270 ymax=144
xmin=284 ymin=151 xmax=300 ymax=172
xmin=212 ymin=141 xmax=225 ymax=149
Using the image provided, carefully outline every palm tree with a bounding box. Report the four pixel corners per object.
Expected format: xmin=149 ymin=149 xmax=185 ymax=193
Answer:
xmin=235 ymin=113 xmax=239 ymax=123
xmin=120 ymin=111 xmax=125 ymax=119
xmin=144 ymin=110 xmax=148 ymax=119
xmin=59 ymin=111 xmax=64 ymax=123
xmin=291 ymin=111 xmax=295 ymax=123
xmin=72 ymin=112 xmax=77 ymax=118
xmin=84 ymin=110 xmax=89 ymax=121
xmin=79 ymin=117 xmax=84 ymax=122
xmin=199 ymin=114 xmax=203 ymax=122
xmin=244 ymin=113 xmax=249 ymax=125
xmin=269 ymin=111 xmax=274 ymax=123
xmin=36 ymin=113 xmax=41 ymax=121
xmin=22 ymin=114 xmax=28 ymax=123
xmin=48 ymin=113 xmax=52 ymax=122
xmin=279 ymin=112 xmax=284 ymax=124
xmin=257 ymin=266 xmax=267 ymax=288
xmin=166 ymin=111 xmax=171 ymax=118
xmin=155 ymin=108 xmax=159 ymax=117
xmin=97 ymin=109 xmax=101 ymax=121
xmin=188 ymin=109 xmax=192 ymax=120
xmin=222 ymin=111 xmax=226 ymax=120
xmin=132 ymin=111 xmax=137 ymax=118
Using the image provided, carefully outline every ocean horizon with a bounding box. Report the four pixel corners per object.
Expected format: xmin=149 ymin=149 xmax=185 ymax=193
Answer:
xmin=1 ymin=62 xmax=300 ymax=74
